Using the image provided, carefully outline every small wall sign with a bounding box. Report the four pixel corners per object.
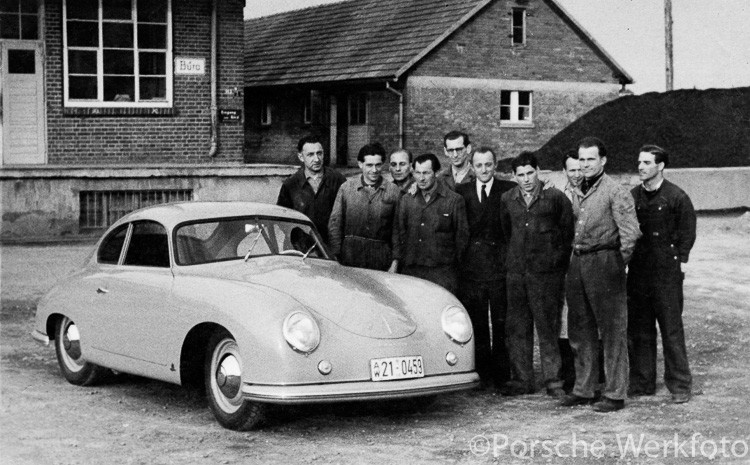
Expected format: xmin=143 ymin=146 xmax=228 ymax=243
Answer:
xmin=174 ymin=57 xmax=206 ymax=75
xmin=219 ymin=109 xmax=242 ymax=122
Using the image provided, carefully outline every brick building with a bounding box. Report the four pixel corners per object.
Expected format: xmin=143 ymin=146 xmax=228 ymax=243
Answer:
xmin=1 ymin=0 xmax=293 ymax=240
xmin=244 ymin=0 xmax=633 ymax=167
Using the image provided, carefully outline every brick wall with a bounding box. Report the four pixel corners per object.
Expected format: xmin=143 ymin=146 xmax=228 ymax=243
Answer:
xmin=44 ymin=0 xmax=245 ymax=164
xmin=410 ymin=0 xmax=620 ymax=84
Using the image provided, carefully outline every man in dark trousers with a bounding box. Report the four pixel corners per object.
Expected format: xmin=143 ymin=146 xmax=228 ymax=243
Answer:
xmin=500 ymin=151 xmax=574 ymax=397
xmin=395 ymin=153 xmax=468 ymax=294
xmin=456 ymin=147 xmax=516 ymax=389
xmin=277 ymin=135 xmax=346 ymax=245
xmin=561 ymin=137 xmax=641 ymax=413
xmin=628 ymin=145 xmax=696 ymax=404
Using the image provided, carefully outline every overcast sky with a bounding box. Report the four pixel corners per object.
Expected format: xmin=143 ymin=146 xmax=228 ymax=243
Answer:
xmin=244 ymin=0 xmax=750 ymax=95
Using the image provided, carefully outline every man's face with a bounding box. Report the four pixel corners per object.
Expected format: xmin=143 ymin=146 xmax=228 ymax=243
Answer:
xmin=389 ymin=152 xmax=411 ymax=182
xmin=298 ymin=142 xmax=324 ymax=173
xmin=638 ymin=152 xmax=662 ymax=183
xmin=358 ymin=154 xmax=384 ymax=185
xmin=444 ymin=136 xmax=470 ymax=168
xmin=578 ymin=146 xmax=606 ymax=179
xmin=564 ymin=157 xmax=583 ymax=187
xmin=472 ymin=151 xmax=496 ymax=183
xmin=414 ymin=160 xmax=437 ymax=191
xmin=514 ymin=164 xmax=539 ymax=193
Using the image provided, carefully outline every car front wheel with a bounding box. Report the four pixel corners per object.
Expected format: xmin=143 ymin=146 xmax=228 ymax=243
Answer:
xmin=54 ymin=316 xmax=106 ymax=386
xmin=205 ymin=330 xmax=265 ymax=431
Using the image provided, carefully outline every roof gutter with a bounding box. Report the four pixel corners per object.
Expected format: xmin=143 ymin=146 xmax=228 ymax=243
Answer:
xmin=208 ymin=0 xmax=218 ymax=157
xmin=385 ymin=82 xmax=404 ymax=149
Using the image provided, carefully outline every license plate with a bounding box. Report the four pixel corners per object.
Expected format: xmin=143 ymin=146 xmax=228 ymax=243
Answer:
xmin=370 ymin=356 xmax=424 ymax=381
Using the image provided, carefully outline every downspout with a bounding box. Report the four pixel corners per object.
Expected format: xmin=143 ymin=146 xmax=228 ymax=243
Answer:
xmin=385 ymin=82 xmax=404 ymax=149
xmin=208 ymin=0 xmax=218 ymax=157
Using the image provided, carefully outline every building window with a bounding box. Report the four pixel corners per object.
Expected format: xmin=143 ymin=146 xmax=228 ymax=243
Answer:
xmin=511 ymin=8 xmax=525 ymax=45
xmin=500 ymin=90 xmax=532 ymax=124
xmin=349 ymin=93 xmax=367 ymax=125
xmin=302 ymin=92 xmax=312 ymax=125
xmin=62 ymin=0 xmax=173 ymax=108
xmin=260 ymin=100 xmax=272 ymax=126
xmin=0 ymin=0 xmax=38 ymax=40
xmin=80 ymin=189 xmax=191 ymax=230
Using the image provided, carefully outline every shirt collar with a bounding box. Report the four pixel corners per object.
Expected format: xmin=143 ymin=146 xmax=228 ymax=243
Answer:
xmin=359 ymin=175 xmax=383 ymax=190
xmin=642 ymin=178 xmax=664 ymax=192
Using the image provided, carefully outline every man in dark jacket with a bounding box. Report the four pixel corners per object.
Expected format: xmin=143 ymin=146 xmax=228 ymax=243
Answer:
xmin=277 ymin=135 xmax=346 ymax=245
xmin=628 ymin=145 xmax=696 ymax=404
xmin=500 ymin=152 xmax=574 ymax=397
xmin=395 ymin=153 xmax=468 ymax=294
xmin=456 ymin=147 xmax=516 ymax=389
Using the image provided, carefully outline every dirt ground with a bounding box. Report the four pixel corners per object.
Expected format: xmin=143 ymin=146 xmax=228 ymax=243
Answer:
xmin=2 ymin=213 xmax=750 ymax=465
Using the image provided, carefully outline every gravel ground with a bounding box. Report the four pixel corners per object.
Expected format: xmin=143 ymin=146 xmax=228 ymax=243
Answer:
xmin=1 ymin=214 xmax=749 ymax=465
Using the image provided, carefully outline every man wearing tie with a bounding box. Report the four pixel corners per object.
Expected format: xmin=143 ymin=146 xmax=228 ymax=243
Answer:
xmin=455 ymin=147 xmax=517 ymax=389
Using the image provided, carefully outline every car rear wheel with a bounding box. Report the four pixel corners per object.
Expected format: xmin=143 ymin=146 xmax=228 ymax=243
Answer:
xmin=54 ymin=316 xmax=106 ymax=386
xmin=205 ymin=330 xmax=265 ymax=431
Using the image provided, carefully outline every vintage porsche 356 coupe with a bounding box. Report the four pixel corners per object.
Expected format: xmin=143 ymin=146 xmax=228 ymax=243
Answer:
xmin=32 ymin=202 xmax=478 ymax=430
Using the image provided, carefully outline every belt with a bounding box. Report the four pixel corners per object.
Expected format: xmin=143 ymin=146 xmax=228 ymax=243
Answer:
xmin=573 ymin=247 xmax=618 ymax=256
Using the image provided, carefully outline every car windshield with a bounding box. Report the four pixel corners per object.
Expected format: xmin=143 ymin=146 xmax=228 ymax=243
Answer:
xmin=174 ymin=216 xmax=330 ymax=265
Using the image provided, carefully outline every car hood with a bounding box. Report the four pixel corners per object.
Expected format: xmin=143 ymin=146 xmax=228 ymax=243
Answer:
xmin=183 ymin=258 xmax=418 ymax=339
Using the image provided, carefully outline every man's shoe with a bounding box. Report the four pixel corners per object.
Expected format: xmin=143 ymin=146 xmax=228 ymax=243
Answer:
xmin=628 ymin=388 xmax=655 ymax=397
xmin=547 ymin=387 xmax=566 ymax=399
xmin=672 ymin=392 xmax=691 ymax=404
xmin=559 ymin=394 xmax=594 ymax=407
xmin=592 ymin=397 xmax=624 ymax=413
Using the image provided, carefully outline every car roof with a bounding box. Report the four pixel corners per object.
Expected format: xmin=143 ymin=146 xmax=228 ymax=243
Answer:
xmin=114 ymin=201 xmax=311 ymax=230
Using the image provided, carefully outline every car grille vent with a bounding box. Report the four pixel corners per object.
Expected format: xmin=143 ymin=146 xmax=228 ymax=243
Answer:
xmin=79 ymin=189 xmax=193 ymax=229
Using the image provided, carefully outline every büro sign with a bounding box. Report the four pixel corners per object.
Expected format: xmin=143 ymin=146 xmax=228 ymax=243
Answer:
xmin=174 ymin=57 xmax=206 ymax=75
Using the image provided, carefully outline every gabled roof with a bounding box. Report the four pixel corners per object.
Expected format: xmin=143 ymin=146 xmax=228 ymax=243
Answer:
xmin=244 ymin=0 xmax=633 ymax=88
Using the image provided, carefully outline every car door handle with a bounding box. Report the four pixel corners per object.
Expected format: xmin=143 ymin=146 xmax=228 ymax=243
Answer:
xmin=97 ymin=287 xmax=109 ymax=294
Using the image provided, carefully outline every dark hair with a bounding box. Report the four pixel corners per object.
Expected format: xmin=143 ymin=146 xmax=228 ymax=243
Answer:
xmin=443 ymin=130 xmax=470 ymax=148
xmin=472 ymin=147 xmax=497 ymax=163
xmin=413 ymin=153 xmax=441 ymax=172
xmin=511 ymin=151 xmax=539 ymax=173
xmin=562 ymin=148 xmax=578 ymax=169
xmin=297 ymin=134 xmax=323 ymax=152
xmin=389 ymin=148 xmax=413 ymax=164
xmin=577 ymin=136 xmax=607 ymax=158
xmin=357 ymin=142 xmax=386 ymax=162
xmin=639 ymin=144 xmax=670 ymax=167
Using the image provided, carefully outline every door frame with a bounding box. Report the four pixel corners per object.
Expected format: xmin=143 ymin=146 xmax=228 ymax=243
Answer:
xmin=1 ymin=39 xmax=47 ymax=165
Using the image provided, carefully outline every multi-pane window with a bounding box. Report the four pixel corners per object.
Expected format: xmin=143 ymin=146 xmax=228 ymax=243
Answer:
xmin=302 ymin=92 xmax=312 ymax=124
xmin=0 ymin=0 xmax=38 ymax=40
xmin=302 ymin=90 xmax=328 ymax=125
xmin=63 ymin=0 xmax=172 ymax=107
xmin=511 ymin=8 xmax=525 ymax=45
xmin=260 ymin=100 xmax=272 ymax=125
xmin=349 ymin=93 xmax=367 ymax=125
xmin=500 ymin=90 xmax=532 ymax=124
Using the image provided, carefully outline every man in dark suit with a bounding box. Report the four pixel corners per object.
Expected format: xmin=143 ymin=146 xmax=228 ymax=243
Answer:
xmin=456 ymin=147 xmax=516 ymax=389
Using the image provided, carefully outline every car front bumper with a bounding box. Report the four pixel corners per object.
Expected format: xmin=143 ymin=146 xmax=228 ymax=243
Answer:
xmin=242 ymin=371 xmax=480 ymax=404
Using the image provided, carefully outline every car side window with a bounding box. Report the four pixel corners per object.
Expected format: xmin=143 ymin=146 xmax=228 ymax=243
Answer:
xmin=123 ymin=221 xmax=170 ymax=268
xmin=98 ymin=224 xmax=130 ymax=264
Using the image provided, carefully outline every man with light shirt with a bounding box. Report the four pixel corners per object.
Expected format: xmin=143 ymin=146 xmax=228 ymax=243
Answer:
xmin=455 ymin=147 xmax=517 ymax=389
xmin=439 ymin=131 xmax=475 ymax=190
xmin=628 ymin=145 xmax=696 ymax=404
xmin=560 ymin=137 xmax=641 ymax=413
xmin=500 ymin=151 xmax=574 ymax=397
xmin=389 ymin=148 xmax=415 ymax=195
xmin=277 ymin=135 xmax=346 ymax=245
xmin=395 ymin=153 xmax=468 ymax=294
xmin=328 ymin=142 xmax=401 ymax=272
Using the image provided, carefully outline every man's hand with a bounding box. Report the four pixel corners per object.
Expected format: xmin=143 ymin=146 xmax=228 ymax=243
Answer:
xmin=407 ymin=182 xmax=418 ymax=196
xmin=387 ymin=260 xmax=399 ymax=274
xmin=542 ymin=177 xmax=555 ymax=191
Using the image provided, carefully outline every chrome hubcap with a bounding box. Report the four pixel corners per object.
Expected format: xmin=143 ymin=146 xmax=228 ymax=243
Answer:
xmin=63 ymin=321 xmax=82 ymax=361
xmin=216 ymin=354 xmax=241 ymax=399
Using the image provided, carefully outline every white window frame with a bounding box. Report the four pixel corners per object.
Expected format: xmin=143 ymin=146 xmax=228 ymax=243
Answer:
xmin=260 ymin=100 xmax=272 ymax=126
xmin=302 ymin=91 xmax=312 ymax=125
xmin=62 ymin=0 xmax=173 ymax=108
xmin=500 ymin=90 xmax=533 ymax=125
xmin=511 ymin=7 xmax=526 ymax=46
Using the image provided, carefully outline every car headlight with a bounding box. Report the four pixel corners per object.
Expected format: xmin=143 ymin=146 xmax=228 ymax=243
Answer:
xmin=441 ymin=305 xmax=472 ymax=344
xmin=283 ymin=311 xmax=320 ymax=354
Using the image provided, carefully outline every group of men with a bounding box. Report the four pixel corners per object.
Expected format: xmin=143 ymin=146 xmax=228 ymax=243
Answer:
xmin=277 ymin=131 xmax=696 ymax=413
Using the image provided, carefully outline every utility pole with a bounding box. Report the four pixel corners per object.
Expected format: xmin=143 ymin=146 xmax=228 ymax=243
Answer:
xmin=665 ymin=0 xmax=674 ymax=91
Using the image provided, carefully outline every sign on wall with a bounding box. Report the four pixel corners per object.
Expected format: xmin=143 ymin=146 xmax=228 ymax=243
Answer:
xmin=219 ymin=109 xmax=242 ymax=122
xmin=174 ymin=57 xmax=206 ymax=75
